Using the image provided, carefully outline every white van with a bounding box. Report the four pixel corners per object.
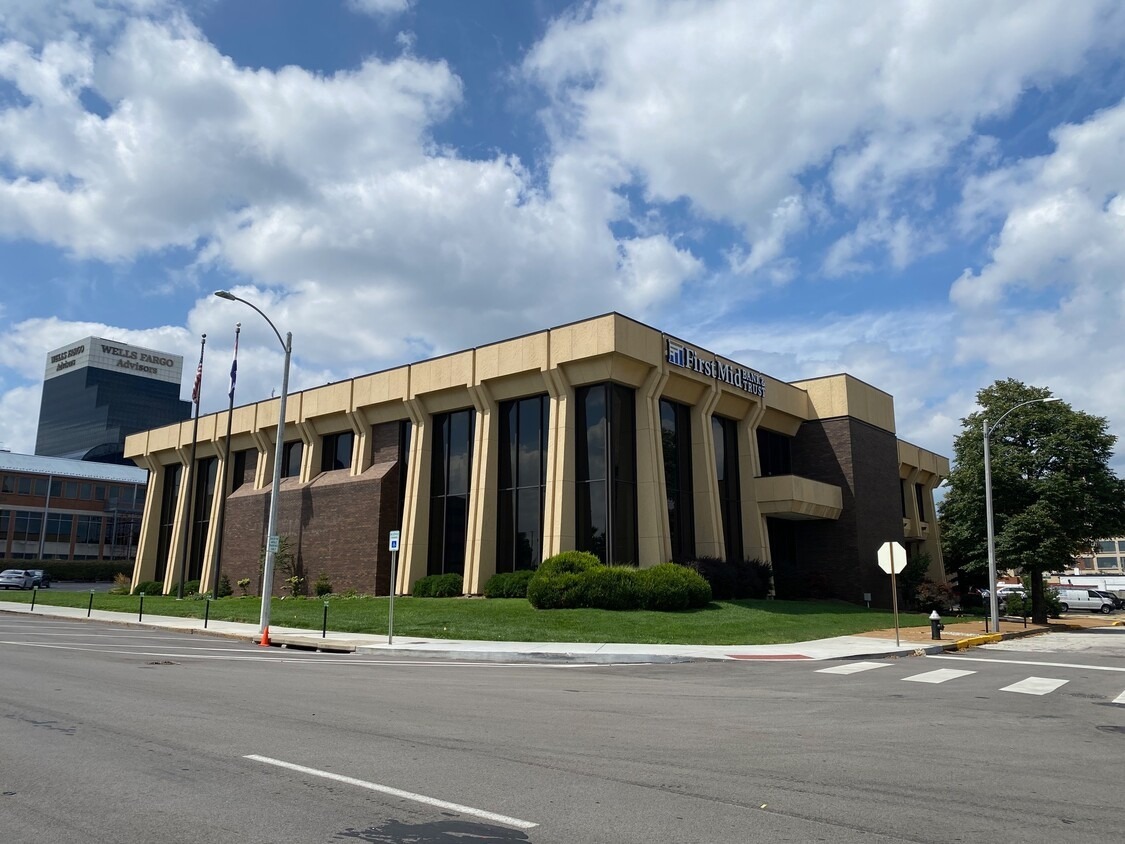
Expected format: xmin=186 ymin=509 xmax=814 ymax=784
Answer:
xmin=1056 ymin=588 xmax=1115 ymax=614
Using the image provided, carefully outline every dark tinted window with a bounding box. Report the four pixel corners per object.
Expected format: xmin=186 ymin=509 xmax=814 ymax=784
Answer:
xmin=428 ymin=409 xmax=474 ymax=577
xmin=713 ymin=415 xmax=743 ymax=562
xmin=576 ymin=383 xmax=637 ymax=565
xmin=282 ymin=441 xmax=303 ymax=479
xmin=660 ymin=399 xmax=694 ymax=563
xmin=496 ymin=394 xmax=549 ymax=572
xmin=756 ymin=428 xmax=792 ymax=476
xmin=321 ymin=431 xmax=355 ymax=472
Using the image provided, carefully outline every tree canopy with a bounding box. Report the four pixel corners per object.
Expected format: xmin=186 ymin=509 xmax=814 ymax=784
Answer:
xmin=939 ymin=379 xmax=1125 ymax=623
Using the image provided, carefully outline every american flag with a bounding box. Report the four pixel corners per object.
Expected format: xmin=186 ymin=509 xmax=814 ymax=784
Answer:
xmin=191 ymin=360 xmax=202 ymax=405
xmin=229 ymin=326 xmax=240 ymax=400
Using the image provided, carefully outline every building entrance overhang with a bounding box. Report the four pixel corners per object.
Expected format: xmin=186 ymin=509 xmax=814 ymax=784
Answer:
xmin=755 ymin=474 xmax=843 ymax=521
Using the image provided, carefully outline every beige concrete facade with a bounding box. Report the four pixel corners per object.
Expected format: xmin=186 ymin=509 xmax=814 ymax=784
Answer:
xmin=125 ymin=313 xmax=948 ymax=605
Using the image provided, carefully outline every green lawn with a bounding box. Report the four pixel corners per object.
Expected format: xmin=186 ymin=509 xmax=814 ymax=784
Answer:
xmin=5 ymin=590 xmax=932 ymax=645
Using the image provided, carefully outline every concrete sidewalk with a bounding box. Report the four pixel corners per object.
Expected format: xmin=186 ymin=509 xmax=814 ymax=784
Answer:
xmin=3 ymin=598 xmax=1084 ymax=663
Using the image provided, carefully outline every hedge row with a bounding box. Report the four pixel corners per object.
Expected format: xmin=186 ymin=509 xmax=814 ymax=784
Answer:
xmin=526 ymin=551 xmax=712 ymax=611
xmin=679 ymin=556 xmax=772 ymax=600
xmin=8 ymin=560 xmax=133 ymax=582
xmin=412 ymin=572 xmax=464 ymax=598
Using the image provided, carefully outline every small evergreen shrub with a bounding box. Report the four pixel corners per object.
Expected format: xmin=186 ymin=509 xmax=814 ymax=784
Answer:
xmin=314 ymin=572 xmax=333 ymax=597
xmin=216 ymin=573 xmax=233 ymax=598
xmin=133 ymin=580 xmax=165 ymax=596
xmin=484 ymin=569 xmax=536 ymax=598
xmin=582 ymin=566 xmax=644 ymax=610
xmin=412 ymin=572 xmax=463 ymax=598
xmin=640 ymin=563 xmax=712 ymax=611
xmin=527 ymin=551 xmax=603 ymax=609
xmin=182 ymin=579 xmax=201 ymax=596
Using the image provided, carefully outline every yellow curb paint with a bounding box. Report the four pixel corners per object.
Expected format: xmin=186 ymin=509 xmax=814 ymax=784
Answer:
xmin=950 ymin=634 xmax=1002 ymax=650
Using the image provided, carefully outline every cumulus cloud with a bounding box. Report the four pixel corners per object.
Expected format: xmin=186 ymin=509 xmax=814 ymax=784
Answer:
xmin=526 ymin=0 xmax=1125 ymax=283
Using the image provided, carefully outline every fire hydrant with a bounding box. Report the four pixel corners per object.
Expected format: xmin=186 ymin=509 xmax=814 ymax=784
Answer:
xmin=929 ymin=610 xmax=944 ymax=640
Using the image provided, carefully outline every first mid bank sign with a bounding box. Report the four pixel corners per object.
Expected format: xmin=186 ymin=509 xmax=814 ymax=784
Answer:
xmin=666 ymin=339 xmax=766 ymax=398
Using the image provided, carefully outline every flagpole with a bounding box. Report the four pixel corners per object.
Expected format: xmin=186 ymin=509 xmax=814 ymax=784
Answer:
xmin=210 ymin=323 xmax=240 ymax=597
xmin=177 ymin=334 xmax=206 ymax=600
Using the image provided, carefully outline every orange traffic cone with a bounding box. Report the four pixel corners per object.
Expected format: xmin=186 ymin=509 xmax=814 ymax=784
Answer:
xmin=259 ymin=626 xmax=271 ymax=647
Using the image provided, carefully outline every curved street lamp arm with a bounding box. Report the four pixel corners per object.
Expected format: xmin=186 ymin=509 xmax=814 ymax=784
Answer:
xmin=214 ymin=291 xmax=287 ymax=352
xmin=986 ymin=396 xmax=1060 ymax=439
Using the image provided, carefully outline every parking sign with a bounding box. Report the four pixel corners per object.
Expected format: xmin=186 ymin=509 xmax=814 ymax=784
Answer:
xmin=389 ymin=530 xmax=400 ymax=552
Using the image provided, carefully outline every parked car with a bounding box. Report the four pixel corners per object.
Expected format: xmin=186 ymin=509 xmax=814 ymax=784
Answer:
xmin=0 ymin=569 xmax=35 ymax=590
xmin=1056 ymin=588 xmax=1116 ymax=614
xmin=1093 ymin=589 xmax=1124 ymax=610
xmin=28 ymin=569 xmax=51 ymax=588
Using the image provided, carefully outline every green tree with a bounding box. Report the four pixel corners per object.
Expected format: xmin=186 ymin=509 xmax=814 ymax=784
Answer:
xmin=940 ymin=379 xmax=1125 ymax=623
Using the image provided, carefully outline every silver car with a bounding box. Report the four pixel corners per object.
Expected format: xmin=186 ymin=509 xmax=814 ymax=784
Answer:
xmin=0 ymin=569 xmax=35 ymax=590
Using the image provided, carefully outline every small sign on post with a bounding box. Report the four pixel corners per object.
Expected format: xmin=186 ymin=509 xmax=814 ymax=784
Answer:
xmin=267 ymin=535 xmax=280 ymax=553
xmin=387 ymin=530 xmax=401 ymax=644
xmin=877 ymin=541 xmax=907 ymax=647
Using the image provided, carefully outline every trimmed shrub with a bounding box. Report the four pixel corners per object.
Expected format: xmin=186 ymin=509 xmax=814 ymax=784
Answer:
xmin=215 ymin=573 xmax=233 ymax=598
xmin=484 ymin=569 xmax=536 ymax=599
xmin=133 ymin=580 xmax=165 ymax=596
xmin=314 ymin=572 xmax=333 ymax=597
xmin=412 ymin=572 xmax=463 ymax=598
xmin=182 ymin=579 xmax=201 ymax=596
xmin=26 ymin=560 xmax=132 ymax=582
xmin=582 ymin=566 xmax=644 ymax=610
xmin=526 ymin=551 xmax=603 ymax=609
xmin=640 ymin=563 xmax=712 ymax=611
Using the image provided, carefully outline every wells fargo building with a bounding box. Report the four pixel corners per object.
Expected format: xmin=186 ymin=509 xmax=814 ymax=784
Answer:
xmin=124 ymin=314 xmax=948 ymax=607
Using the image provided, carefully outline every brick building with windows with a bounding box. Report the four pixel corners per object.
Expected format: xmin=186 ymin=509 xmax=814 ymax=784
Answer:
xmin=124 ymin=313 xmax=948 ymax=608
xmin=0 ymin=450 xmax=148 ymax=563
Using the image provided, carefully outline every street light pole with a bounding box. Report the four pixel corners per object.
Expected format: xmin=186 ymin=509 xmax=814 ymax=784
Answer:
xmin=982 ymin=396 xmax=1059 ymax=633
xmin=214 ymin=291 xmax=291 ymax=638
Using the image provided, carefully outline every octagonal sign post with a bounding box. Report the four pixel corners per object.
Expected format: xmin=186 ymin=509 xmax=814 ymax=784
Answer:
xmin=877 ymin=541 xmax=907 ymax=647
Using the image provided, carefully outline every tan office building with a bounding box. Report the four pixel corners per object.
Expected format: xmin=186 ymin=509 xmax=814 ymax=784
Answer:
xmin=124 ymin=313 xmax=948 ymax=607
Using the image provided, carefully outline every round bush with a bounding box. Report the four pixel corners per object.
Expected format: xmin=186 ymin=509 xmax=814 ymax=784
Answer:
xmin=582 ymin=566 xmax=644 ymax=610
xmin=132 ymin=580 xmax=165 ymax=596
xmin=527 ymin=551 xmax=604 ymax=609
xmin=484 ymin=569 xmax=536 ymax=598
xmin=640 ymin=563 xmax=712 ymax=611
xmin=412 ymin=572 xmax=463 ymax=598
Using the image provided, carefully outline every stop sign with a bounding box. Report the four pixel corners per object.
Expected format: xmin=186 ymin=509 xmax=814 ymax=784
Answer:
xmin=877 ymin=541 xmax=907 ymax=574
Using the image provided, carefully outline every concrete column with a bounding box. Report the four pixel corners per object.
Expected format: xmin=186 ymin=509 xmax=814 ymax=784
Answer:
xmin=738 ymin=401 xmax=768 ymax=562
xmin=542 ymin=367 xmax=575 ymax=556
xmin=690 ymin=384 xmax=723 ymax=558
xmin=130 ymin=455 xmax=163 ymax=590
xmin=636 ymin=367 xmax=670 ymax=566
xmin=161 ymin=441 xmax=193 ymax=595
xmin=464 ymin=383 xmax=498 ymax=593
xmin=399 ymin=397 xmax=429 ymax=593
xmin=347 ymin=410 xmax=369 ymax=475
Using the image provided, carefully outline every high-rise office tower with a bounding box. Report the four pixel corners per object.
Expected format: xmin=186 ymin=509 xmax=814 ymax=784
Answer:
xmin=36 ymin=337 xmax=191 ymax=464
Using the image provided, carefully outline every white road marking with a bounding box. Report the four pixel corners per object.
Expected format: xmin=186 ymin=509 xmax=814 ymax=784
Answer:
xmin=1000 ymin=677 xmax=1068 ymax=696
xmin=927 ymin=654 xmax=1125 ymax=673
xmin=902 ymin=668 xmax=975 ymax=684
xmin=0 ymin=639 xmax=622 ymax=667
xmin=1112 ymin=690 xmax=1125 ymax=706
xmin=816 ymin=661 xmax=890 ymax=675
xmin=244 ymin=754 xmax=537 ymax=830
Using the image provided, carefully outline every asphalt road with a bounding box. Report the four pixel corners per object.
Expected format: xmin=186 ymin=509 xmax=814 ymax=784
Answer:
xmin=1 ymin=615 xmax=1123 ymax=843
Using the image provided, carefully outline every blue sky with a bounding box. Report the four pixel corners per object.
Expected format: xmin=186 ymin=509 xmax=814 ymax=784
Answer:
xmin=1 ymin=0 xmax=1124 ymax=475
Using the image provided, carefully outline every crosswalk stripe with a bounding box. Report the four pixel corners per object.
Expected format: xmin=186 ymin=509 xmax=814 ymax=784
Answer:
xmin=1000 ymin=677 xmax=1068 ymax=696
xmin=816 ymin=661 xmax=890 ymax=675
xmin=903 ymin=668 xmax=976 ymax=684
xmin=1113 ymin=690 xmax=1125 ymax=706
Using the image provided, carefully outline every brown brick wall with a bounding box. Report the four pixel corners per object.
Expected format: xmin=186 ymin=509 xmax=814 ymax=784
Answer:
xmin=218 ymin=422 xmax=404 ymax=596
xmin=782 ymin=417 xmax=902 ymax=608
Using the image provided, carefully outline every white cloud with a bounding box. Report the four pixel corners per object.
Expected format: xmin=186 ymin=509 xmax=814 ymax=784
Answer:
xmin=526 ymin=0 xmax=1125 ymax=278
xmin=347 ymin=0 xmax=413 ymax=18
